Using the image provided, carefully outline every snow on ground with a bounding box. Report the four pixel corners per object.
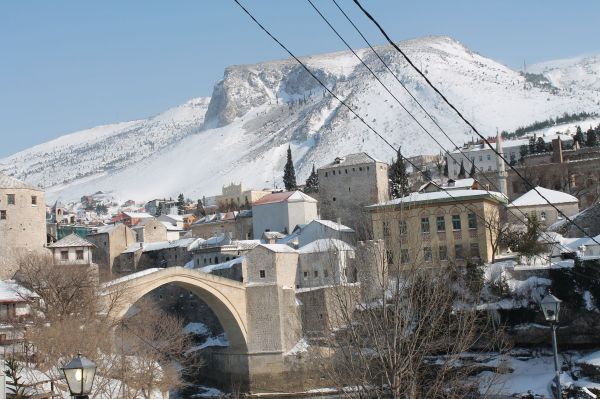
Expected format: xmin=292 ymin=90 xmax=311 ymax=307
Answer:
xmin=185 ymin=333 xmax=229 ymax=354
xmin=285 ymin=338 xmax=309 ymax=356
xmin=4 ymin=36 xmax=599 ymax=203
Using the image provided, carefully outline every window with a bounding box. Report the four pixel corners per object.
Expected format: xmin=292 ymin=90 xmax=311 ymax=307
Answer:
xmin=332 ymin=197 xmax=336 ymax=202
xmin=382 ymin=221 xmax=391 ymax=237
xmin=7 ymin=194 xmax=15 ymax=205
xmin=325 ymin=172 xmax=328 ymax=177
xmin=400 ymin=249 xmax=409 ymax=263
xmin=60 ymin=251 xmax=69 ymax=260
xmin=386 ymin=250 xmax=394 ymax=265
xmin=424 ymin=247 xmax=432 ymax=262
xmin=487 ymin=165 xmax=492 ymax=171
xmin=468 ymin=213 xmax=477 ymax=229
xmin=303 ymin=271 xmax=308 ymax=278
xmin=76 ymin=250 xmax=84 ymax=260
xmin=324 ymin=269 xmax=329 ymax=278
xmin=453 ymin=159 xmax=457 ymax=165
xmin=487 ymin=154 xmax=491 ymax=161
xmin=454 ymin=244 xmax=464 ymax=259
xmin=259 ymin=270 xmax=266 ymax=278
xmin=479 ymin=155 xmax=483 ymax=162
xmin=540 ymin=211 xmax=547 ymax=221
xmin=436 ymin=216 xmax=446 ymax=232
xmin=470 ymin=243 xmax=480 ymax=258
xmin=31 ymin=196 xmax=37 ymax=205
xmin=399 ymin=220 xmax=407 ymax=235
xmin=421 ymin=217 xmax=430 ymax=234
xmin=314 ymin=270 xmax=319 ymax=278
xmin=345 ymin=169 xmax=348 ymax=174
xmin=332 ymin=170 xmax=336 ymax=175
xmin=359 ymin=167 xmax=363 ymax=171
xmin=439 ymin=245 xmax=448 ymax=261
xmin=0 ymin=211 xmax=5 ymax=220
xmin=452 ymin=214 xmax=461 ymax=231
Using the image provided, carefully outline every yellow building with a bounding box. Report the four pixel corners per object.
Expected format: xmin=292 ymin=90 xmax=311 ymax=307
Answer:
xmin=367 ymin=188 xmax=506 ymax=267
xmin=217 ymin=183 xmax=271 ymax=208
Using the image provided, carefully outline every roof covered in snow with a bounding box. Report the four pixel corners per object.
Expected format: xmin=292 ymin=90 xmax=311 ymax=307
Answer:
xmin=368 ymin=189 xmax=507 ymax=209
xmin=252 ymin=191 xmax=317 ymax=205
xmin=161 ymin=221 xmax=183 ymax=231
xmin=258 ymin=243 xmax=297 ymax=253
xmin=89 ymin=224 xmax=119 ymax=235
xmin=122 ymin=211 xmax=154 ymax=219
xmin=197 ymin=256 xmax=245 ymax=273
xmin=313 ymin=219 xmax=354 ymax=233
xmin=0 ymin=173 xmax=42 ymax=191
xmin=122 ymin=238 xmax=202 ymax=253
xmin=48 ymin=233 xmax=95 ymax=248
xmin=0 ymin=280 xmax=37 ymax=302
xmin=298 ymin=238 xmax=355 ymax=254
xmin=320 ymin=152 xmax=383 ymax=168
xmin=508 ymin=186 xmax=578 ymax=207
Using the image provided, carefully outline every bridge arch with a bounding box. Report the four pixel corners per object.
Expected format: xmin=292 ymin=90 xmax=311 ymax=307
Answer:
xmin=103 ymin=267 xmax=248 ymax=351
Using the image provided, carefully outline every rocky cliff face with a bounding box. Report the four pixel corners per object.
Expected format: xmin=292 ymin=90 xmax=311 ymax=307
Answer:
xmin=3 ymin=36 xmax=600 ymax=202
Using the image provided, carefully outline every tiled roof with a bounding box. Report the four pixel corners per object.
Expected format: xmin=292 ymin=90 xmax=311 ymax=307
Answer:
xmin=0 ymin=173 xmax=42 ymax=191
xmin=320 ymin=152 xmax=382 ymax=168
xmin=48 ymin=233 xmax=95 ymax=248
xmin=259 ymin=243 xmax=297 ymax=253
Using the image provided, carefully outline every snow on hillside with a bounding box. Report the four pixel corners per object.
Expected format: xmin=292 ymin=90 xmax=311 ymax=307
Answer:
xmin=2 ymin=36 xmax=600 ymax=203
xmin=531 ymin=54 xmax=600 ymax=93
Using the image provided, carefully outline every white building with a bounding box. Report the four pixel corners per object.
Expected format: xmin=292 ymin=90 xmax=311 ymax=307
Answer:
xmin=251 ymin=191 xmax=318 ymax=238
xmin=297 ymin=238 xmax=355 ymax=289
xmin=280 ymin=219 xmax=355 ymax=247
xmin=507 ymin=186 xmax=579 ymax=226
xmin=47 ymin=233 xmax=96 ymax=265
xmin=446 ymin=133 xmax=573 ymax=179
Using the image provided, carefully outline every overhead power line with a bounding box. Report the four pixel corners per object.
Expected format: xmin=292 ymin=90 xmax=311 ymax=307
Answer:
xmin=351 ymin=0 xmax=600 ymax=246
xmin=307 ymin=0 xmax=572 ymax=255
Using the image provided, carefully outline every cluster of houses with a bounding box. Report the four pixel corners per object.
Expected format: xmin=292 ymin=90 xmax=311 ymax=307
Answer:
xmin=0 ymin=143 xmax=593 ymax=355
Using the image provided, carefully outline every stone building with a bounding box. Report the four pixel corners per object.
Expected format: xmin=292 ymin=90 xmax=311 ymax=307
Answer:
xmin=251 ymin=191 xmax=317 ymax=239
xmin=0 ymin=280 xmax=37 ymax=354
xmin=86 ymin=224 xmax=137 ymax=276
xmin=507 ymin=186 xmax=579 ymax=227
xmin=296 ymin=239 xmax=356 ymax=289
xmin=132 ymin=218 xmax=168 ymax=243
xmin=191 ymin=234 xmax=260 ymax=270
xmin=0 ymin=173 xmax=47 ymax=278
xmin=367 ymin=188 xmax=506 ymax=266
xmin=317 ymin=153 xmax=389 ymax=232
xmin=215 ymin=182 xmax=271 ymax=209
xmin=114 ymin=238 xmax=202 ymax=274
xmin=192 ymin=210 xmax=253 ymax=240
xmin=285 ymin=219 xmax=355 ymax=247
xmin=47 ymin=233 xmax=96 ymax=266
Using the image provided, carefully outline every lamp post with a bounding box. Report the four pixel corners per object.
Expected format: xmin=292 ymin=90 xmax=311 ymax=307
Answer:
xmin=540 ymin=294 xmax=562 ymax=399
xmin=60 ymin=353 xmax=97 ymax=399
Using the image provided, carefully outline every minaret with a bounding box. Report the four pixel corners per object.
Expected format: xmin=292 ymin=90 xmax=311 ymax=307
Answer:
xmin=496 ymin=129 xmax=508 ymax=196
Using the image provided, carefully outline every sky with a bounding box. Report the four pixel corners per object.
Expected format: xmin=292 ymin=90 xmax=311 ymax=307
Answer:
xmin=1 ymin=0 xmax=600 ymax=157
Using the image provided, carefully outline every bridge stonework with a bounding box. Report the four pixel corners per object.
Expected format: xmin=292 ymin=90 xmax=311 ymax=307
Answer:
xmin=101 ymin=265 xmax=305 ymax=391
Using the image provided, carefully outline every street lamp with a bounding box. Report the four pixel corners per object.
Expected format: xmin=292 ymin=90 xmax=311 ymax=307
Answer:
xmin=61 ymin=353 xmax=97 ymax=399
xmin=540 ymin=294 xmax=562 ymax=398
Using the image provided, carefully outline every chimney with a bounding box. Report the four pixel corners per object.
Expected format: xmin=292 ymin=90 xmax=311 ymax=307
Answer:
xmin=552 ymin=138 xmax=563 ymax=164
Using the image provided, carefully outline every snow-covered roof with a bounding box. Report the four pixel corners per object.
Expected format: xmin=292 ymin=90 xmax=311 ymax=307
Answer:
xmin=313 ymin=219 xmax=354 ymax=233
xmin=368 ymin=189 xmax=507 ymax=208
xmin=252 ymin=191 xmax=317 ymax=205
xmin=0 ymin=280 xmax=37 ymax=302
xmin=122 ymin=211 xmax=154 ymax=219
xmin=262 ymin=231 xmax=287 ymax=240
xmin=445 ymin=178 xmax=476 ymax=189
xmin=508 ymin=186 xmax=578 ymax=207
xmin=449 ymin=133 xmax=573 ymax=154
xmin=0 ymin=172 xmax=42 ymax=191
xmin=258 ymin=243 xmax=297 ymax=253
xmin=122 ymin=238 xmax=201 ymax=253
xmin=298 ymin=238 xmax=355 ymax=254
xmin=198 ymin=256 xmax=245 ymax=273
xmin=89 ymin=224 xmax=119 ymax=235
xmin=161 ymin=221 xmax=183 ymax=231
xmin=320 ymin=152 xmax=383 ymax=168
xmin=48 ymin=233 xmax=95 ymax=248
xmin=160 ymin=214 xmax=184 ymax=222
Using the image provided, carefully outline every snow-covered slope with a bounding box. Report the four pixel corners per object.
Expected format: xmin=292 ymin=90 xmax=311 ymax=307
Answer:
xmin=530 ymin=54 xmax=600 ymax=93
xmin=2 ymin=36 xmax=599 ymax=202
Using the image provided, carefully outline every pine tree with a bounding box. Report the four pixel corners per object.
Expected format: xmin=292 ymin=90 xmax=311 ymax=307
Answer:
xmin=5 ymin=357 xmax=26 ymax=399
xmin=283 ymin=145 xmax=297 ymax=191
xmin=575 ymin=125 xmax=585 ymax=147
xmin=586 ymin=127 xmax=598 ymax=147
xmin=389 ymin=148 xmax=410 ymax=199
xmin=469 ymin=161 xmax=476 ymax=178
xmin=457 ymin=159 xmax=466 ymax=179
xmin=536 ymin=137 xmax=546 ymax=153
xmin=304 ymin=164 xmax=319 ymax=193
xmin=528 ymin=136 xmax=536 ymax=154
xmin=177 ymin=193 xmax=185 ymax=215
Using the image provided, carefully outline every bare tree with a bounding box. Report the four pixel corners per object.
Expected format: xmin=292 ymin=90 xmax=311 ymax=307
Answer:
xmin=14 ymin=253 xmax=199 ymax=399
xmin=307 ymin=207 xmax=506 ymax=398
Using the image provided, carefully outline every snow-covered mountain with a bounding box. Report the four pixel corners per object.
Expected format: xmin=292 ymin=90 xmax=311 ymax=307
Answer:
xmin=2 ymin=36 xmax=599 ymax=203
